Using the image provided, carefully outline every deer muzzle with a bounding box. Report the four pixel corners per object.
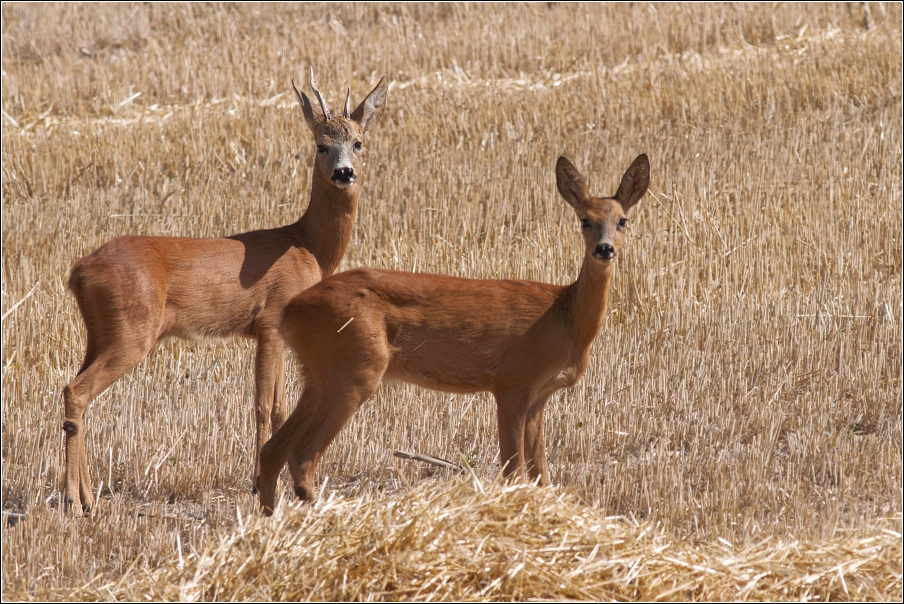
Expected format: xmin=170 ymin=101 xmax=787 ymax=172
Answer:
xmin=332 ymin=167 xmax=356 ymax=187
xmin=593 ymin=243 xmax=616 ymax=261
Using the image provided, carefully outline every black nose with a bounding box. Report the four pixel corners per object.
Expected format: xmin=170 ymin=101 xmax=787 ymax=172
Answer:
xmin=595 ymin=243 xmax=615 ymax=260
xmin=332 ymin=167 xmax=355 ymax=183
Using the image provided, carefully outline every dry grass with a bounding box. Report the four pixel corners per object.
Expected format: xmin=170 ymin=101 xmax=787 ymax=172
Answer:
xmin=2 ymin=3 xmax=902 ymax=600
xmin=57 ymin=478 xmax=904 ymax=602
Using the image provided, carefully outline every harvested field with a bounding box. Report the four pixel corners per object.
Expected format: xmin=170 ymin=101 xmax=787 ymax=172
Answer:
xmin=50 ymin=479 xmax=904 ymax=601
xmin=2 ymin=3 xmax=902 ymax=601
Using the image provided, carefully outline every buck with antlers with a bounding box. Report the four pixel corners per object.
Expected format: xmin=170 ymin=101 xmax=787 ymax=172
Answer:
xmin=257 ymin=154 xmax=650 ymax=514
xmin=62 ymin=70 xmax=388 ymax=512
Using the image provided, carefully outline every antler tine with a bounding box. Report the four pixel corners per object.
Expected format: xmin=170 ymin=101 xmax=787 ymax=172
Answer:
xmin=309 ymin=66 xmax=331 ymax=121
xmin=343 ymin=87 xmax=351 ymax=118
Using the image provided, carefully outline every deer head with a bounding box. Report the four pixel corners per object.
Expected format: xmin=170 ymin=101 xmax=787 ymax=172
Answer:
xmin=293 ymin=68 xmax=389 ymax=190
xmin=556 ymin=154 xmax=650 ymax=264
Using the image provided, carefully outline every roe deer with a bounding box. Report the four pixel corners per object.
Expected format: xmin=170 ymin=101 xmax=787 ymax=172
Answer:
xmin=62 ymin=70 xmax=388 ymax=512
xmin=257 ymin=154 xmax=650 ymax=514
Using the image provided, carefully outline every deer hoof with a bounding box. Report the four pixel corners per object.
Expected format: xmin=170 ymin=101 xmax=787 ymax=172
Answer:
xmin=294 ymin=485 xmax=316 ymax=501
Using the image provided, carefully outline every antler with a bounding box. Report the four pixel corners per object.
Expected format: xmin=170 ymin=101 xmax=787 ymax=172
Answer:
xmin=309 ymin=67 xmax=331 ymax=121
xmin=343 ymin=87 xmax=351 ymax=118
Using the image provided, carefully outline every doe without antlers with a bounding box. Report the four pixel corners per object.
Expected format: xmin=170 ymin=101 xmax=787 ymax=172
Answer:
xmin=257 ymin=154 xmax=650 ymax=514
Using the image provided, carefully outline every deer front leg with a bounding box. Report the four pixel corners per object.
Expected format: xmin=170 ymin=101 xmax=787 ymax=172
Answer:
xmin=524 ymin=397 xmax=551 ymax=486
xmin=271 ymin=344 xmax=288 ymax=434
xmin=495 ymin=391 xmax=529 ymax=480
xmin=252 ymin=329 xmax=285 ymax=493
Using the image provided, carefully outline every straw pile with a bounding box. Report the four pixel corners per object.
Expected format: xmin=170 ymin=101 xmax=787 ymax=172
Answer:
xmin=53 ymin=478 xmax=900 ymax=602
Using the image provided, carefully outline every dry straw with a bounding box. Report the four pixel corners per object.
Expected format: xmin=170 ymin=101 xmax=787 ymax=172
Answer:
xmin=60 ymin=478 xmax=902 ymax=601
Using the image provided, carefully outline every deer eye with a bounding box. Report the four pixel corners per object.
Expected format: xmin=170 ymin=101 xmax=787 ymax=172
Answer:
xmin=618 ymin=218 xmax=628 ymax=229
xmin=353 ymin=141 xmax=363 ymax=151
xmin=316 ymin=145 xmax=327 ymax=154
xmin=580 ymin=218 xmax=590 ymax=230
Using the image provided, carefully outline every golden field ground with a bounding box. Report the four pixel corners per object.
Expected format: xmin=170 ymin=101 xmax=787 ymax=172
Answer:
xmin=1 ymin=3 xmax=901 ymax=600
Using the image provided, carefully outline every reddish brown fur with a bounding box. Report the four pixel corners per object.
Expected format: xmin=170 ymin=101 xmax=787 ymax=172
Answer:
xmin=61 ymin=74 xmax=388 ymax=512
xmin=257 ymin=154 xmax=650 ymax=514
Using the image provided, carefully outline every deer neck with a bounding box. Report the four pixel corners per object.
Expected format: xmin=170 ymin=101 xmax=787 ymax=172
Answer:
xmin=289 ymin=173 xmax=359 ymax=277
xmin=566 ymin=255 xmax=615 ymax=353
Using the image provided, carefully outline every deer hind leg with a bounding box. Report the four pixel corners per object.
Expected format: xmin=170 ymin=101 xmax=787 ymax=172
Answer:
xmin=251 ymin=330 xmax=286 ymax=493
xmin=285 ymin=365 xmax=385 ymax=503
xmin=523 ymin=396 xmax=552 ymax=486
xmin=258 ymin=306 xmax=391 ymax=514
xmin=64 ymin=268 xmax=164 ymax=513
xmin=257 ymin=335 xmax=389 ymax=514
xmin=63 ymin=331 xmax=157 ymax=512
xmin=256 ymin=378 xmax=322 ymax=515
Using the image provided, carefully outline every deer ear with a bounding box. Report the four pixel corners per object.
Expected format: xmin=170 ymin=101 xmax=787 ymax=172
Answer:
xmin=293 ymin=79 xmax=323 ymax=133
xmin=350 ymin=76 xmax=388 ymax=132
xmin=615 ymin=154 xmax=650 ymax=212
xmin=556 ymin=156 xmax=590 ymax=211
